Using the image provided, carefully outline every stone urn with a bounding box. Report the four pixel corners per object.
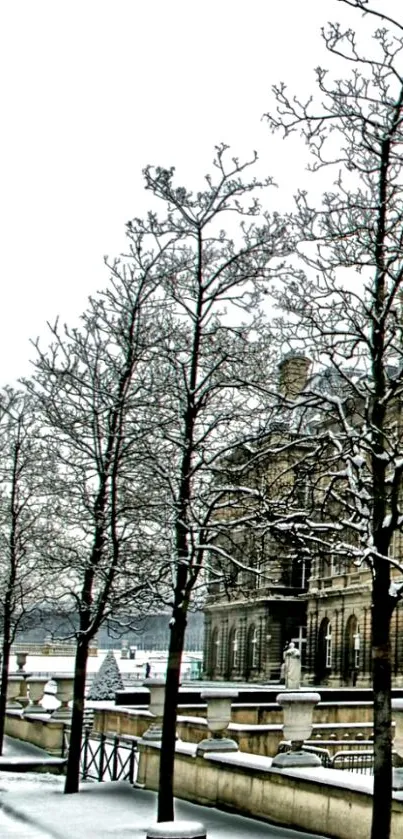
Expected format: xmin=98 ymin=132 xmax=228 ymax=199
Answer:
xmin=16 ymin=651 xmax=28 ymax=673
xmin=142 ymin=678 xmax=166 ymax=740
xmin=52 ymin=675 xmax=74 ymax=719
xmin=6 ymin=675 xmax=24 ymax=709
xmin=25 ymin=676 xmax=49 ymax=714
xmin=196 ymin=689 xmax=238 ymax=755
xmin=272 ymin=691 xmax=321 ymax=768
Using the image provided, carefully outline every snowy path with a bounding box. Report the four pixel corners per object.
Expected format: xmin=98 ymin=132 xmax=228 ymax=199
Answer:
xmin=0 ymin=737 xmax=329 ymax=839
xmin=0 ymin=805 xmax=55 ymax=838
xmin=0 ymin=777 xmax=330 ymax=839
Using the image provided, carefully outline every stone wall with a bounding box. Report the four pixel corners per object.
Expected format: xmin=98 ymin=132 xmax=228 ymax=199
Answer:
xmin=137 ymin=741 xmax=403 ymax=839
xmin=5 ymin=711 xmax=65 ymax=756
xmin=93 ymin=705 xmax=375 ymax=758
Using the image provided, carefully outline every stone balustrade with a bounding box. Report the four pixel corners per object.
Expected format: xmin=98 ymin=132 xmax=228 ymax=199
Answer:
xmin=11 ymin=641 xmax=98 ymax=656
xmin=4 ymin=671 xmax=74 ymax=756
xmin=5 ymin=710 xmax=66 ymax=756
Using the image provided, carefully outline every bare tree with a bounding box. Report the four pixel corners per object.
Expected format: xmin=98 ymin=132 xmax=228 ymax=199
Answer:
xmin=266 ymin=3 xmax=403 ymax=836
xmin=123 ymin=145 xmax=291 ymax=822
xmin=26 ymin=264 xmax=165 ymax=794
xmin=0 ymin=389 xmax=53 ymax=754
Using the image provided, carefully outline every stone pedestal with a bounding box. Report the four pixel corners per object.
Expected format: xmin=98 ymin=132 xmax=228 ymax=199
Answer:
xmin=17 ymin=675 xmax=30 ymax=708
xmin=142 ymin=678 xmax=166 ymax=741
xmin=6 ymin=675 xmax=24 ymax=709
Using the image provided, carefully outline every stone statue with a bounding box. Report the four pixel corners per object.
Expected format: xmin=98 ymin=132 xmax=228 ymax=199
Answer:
xmin=284 ymin=642 xmax=301 ymax=689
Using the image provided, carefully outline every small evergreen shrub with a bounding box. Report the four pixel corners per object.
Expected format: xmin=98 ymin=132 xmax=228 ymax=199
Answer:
xmin=87 ymin=650 xmax=124 ymax=700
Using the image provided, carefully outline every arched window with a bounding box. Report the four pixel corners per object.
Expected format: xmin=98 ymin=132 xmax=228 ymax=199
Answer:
xmin=316 ymin=617 xmax=333 ymax=683
xmin=344 ymin=614 xmax=360 ymax=682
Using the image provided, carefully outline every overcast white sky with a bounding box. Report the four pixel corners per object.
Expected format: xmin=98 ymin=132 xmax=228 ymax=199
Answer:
xmin=0 ymin=0 xmax=397 ymax=382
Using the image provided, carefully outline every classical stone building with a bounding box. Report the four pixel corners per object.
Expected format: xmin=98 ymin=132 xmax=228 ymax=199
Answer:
xmin=203 ymin=355 xmax=403 ymax=687
xmin=203 ymin=581 xmax=308 ymax=683
xmin=203 ymin=355 xmax=312 ymax=683
xmin=305 ymin=558 xmax=403 ymax=687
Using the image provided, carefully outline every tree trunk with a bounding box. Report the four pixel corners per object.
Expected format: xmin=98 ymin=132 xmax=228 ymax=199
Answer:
xmin=157 ymin=610 xmax=187 ymax=822
xmin=64 ymin=638 xmax=89 ymax=794
xmin=0 ymin=636 xmax=12 ymax=755
xmin=371 ymin=571 xmax=393 ymax=839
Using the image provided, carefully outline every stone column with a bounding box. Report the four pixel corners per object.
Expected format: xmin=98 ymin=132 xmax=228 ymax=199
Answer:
xmin=203 ymin=617 xmax=212 ymax=678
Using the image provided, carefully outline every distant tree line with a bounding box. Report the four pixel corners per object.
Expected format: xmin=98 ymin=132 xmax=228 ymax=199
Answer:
xmin=15 ymin=609 xmax=204 ymax=651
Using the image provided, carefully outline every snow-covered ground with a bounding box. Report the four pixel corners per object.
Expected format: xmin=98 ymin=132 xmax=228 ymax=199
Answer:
xmin=0 ymin=737 xmax=329 ymax=839
xmin=0 ymin=774 xmax=328 ymax=839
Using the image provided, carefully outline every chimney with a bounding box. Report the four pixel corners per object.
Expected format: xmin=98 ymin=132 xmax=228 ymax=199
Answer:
xmin=278 ymin=354 xmax=311 ymax=400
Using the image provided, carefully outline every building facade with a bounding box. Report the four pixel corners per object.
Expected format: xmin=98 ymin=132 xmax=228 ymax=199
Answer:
xmin=203 ymin=355 xmax=403 ymax=687
xmin=203 ymin=585 xmax=308 ymax=683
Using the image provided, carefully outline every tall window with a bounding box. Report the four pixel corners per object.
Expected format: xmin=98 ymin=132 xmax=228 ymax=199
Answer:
xmin=211 ymin=628 xmax=219 ymax=672
xmin=354 ymin=626 xmax=360 ymax=669
xmin=325 ymin=623 xmax=333 ymax=669
xmin=291 ymin=626 xmax=307 ymax=665
xmin=251 ymin=627 xmax=258 ymax=668
xmin=232 ymin=629 xmax=239 ymax=669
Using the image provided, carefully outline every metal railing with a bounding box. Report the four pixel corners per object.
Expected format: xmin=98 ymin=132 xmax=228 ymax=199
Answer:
xmin=332 ymin=749 xmax=374 ymax=774
xmin=278 ymin=740 xmax=376 ymax=774
xmin=79 ymin=727 xmax=139 ymax=783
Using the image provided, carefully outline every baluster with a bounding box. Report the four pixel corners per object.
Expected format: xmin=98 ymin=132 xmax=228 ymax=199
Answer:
xmin=99 ymin=733 xmax=106 ymax=782
xmin=112 ymin=735 xmax=119 ymax=781
xmin=129 ymin=742 xmax=136 ymax=783
xmin=82 ymin=726 xmax=90 ymax=779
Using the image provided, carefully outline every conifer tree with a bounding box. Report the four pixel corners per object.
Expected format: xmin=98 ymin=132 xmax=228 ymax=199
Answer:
xmin=87 ymin=650 xmax=124 ymax=701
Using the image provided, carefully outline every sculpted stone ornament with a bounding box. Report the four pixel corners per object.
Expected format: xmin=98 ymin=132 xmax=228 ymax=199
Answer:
xmin=284 ymin=642 xmax=301 ymax=690
xmin=272 ymin=690 xmax=321 ymax=769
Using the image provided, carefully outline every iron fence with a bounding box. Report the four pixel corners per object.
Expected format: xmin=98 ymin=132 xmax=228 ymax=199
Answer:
xmin=74 ymin=727 xmax=139 ymax=783
xmin=278 ymin=740 xmax=376 ymax=774
xmin=332 ymin=749 xmax=374 ymax=774
xmin=62 ymin=715 xmax=139 ymax=783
